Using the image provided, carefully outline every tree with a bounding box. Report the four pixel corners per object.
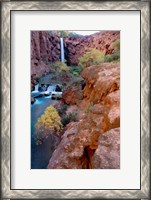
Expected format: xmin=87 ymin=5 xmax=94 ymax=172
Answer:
xmin=35 ymin=105 xmax=63 ymax=144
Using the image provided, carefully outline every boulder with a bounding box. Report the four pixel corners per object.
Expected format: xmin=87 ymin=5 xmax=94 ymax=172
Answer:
xmin=31 ymin=97 xmax=35 ymax=104
xmin=82 ymin=63 xmax=120 ymax=106
xmin=92 ymin=128 xmax=120 ymax=169
xmin=47 ymin=118 xmax=103 ymax=169
xmin=62 ymin=79 xmax=85 ymax=105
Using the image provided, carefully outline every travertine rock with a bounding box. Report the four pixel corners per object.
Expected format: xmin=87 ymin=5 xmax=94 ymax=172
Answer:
xmin=92 ymin=128 xmax=120 ymax=169
xmin=82 ymin=63 xmax=120 ymax=106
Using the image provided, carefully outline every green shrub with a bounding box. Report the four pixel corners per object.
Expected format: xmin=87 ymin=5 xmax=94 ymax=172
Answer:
xmin=68 ymin=32 xmax=82 ymax=37
xmin=70 ymin=66 xmax=82 ymax=76
xmin=50 ymin=61 xmax=72 ymax=87
xmin=35 ymin=105 xmax=63 ymax=144
xmin=57 ymin=104 xmax=68 ymax=116
xmin=61 ymin=112 xmax=78 ymax=127
xmin=105 ymin=50 xmax=120 ymax=63
xmin=78 ymin=49 xmax=105 ymax=68
xmin=63 ymin=74 xmax=84 ymax=90
xmin=111 ymin=39 xmax=120 ymax=50
xmin=51 ymin=61 xmax=70 ymax=73
xmin=57 ymin=31 xmax=82 ymax=37
xmin=58 ymin=31 xmax=69 ymax=37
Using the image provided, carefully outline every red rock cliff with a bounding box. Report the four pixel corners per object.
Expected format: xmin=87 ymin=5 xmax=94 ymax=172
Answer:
xmin=47 ymin=63 xmax=120 ymax=169
xmin=64 ymin=31 xmax=120 ymax=65
xmin=31 ymin=31 xmax=120 ymax=78
xmin=31 ymin=31 xmax=61 ymax=77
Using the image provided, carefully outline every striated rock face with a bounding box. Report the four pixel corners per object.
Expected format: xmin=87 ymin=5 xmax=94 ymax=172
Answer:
xmin=31 ymin=31 xmax=61 ymax=77
xmin=82 ymin=63 xmax=120 ymax=106
xmin=64 ymin=31 xmax=120 ymax=65
xmin=82 ymin=63 xmax=120 ymax=134
xmin=47 ymin=63 xmax=120 ymax=169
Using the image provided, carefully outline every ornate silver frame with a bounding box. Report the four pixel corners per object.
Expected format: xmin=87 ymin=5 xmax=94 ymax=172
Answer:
xmin=1 ymin=1 xmax=150 ymax=199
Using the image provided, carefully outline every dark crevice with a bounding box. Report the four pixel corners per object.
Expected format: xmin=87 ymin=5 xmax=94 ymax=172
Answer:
xmin=82 ymin=80 xmax=86 ymax=90
xmin=82 ymin=146 xmax=96 ymax=169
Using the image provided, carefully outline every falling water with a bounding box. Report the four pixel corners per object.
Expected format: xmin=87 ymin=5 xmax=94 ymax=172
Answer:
xmin=32 ymin=83 xmax=39 ymax=93
xmin=60 ymin=37 xmax=65 ymax=62
xmin=46 ymin=85 xmax=56 ymax=92
xmin=44 ymin=85 xmax=56 ymax=97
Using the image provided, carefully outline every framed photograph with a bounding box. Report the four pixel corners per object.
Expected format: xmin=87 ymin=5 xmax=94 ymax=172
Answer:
xmin=1 ymin=0 xmax=150 ymax=199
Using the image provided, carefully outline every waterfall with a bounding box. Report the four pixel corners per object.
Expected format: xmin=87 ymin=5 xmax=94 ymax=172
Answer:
xmin=46 ymin=85 xmax=56 ymax=93
xmin=53 ymin=85 xmax=56 ymax=91
xmin=60 ymin=37 xmax=65 ymax=62
xmin=32 ymin=84 xmax=39 ymax=93
xmin=44 ymin=85 xmax=56 ymax=96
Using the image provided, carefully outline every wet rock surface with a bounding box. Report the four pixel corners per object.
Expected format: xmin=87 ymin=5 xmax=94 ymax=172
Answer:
xmin=31 ymin=97 xmax=35 ymax=104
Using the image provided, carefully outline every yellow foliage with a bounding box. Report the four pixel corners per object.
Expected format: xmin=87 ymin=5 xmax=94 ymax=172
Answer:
xmin=78 ymin=48 xmax=105 ymax=68
xmin=36 ymin=105 xmax=63 ymax=141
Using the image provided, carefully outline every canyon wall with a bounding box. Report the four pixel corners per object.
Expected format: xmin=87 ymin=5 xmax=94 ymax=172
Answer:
xmin=31 ymin=31 xmax=120 ymax=77
xmin=64 ymin=31 xmax=120 ymax=65
xmin=31 ymin=31 xmax=61 ymax=78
